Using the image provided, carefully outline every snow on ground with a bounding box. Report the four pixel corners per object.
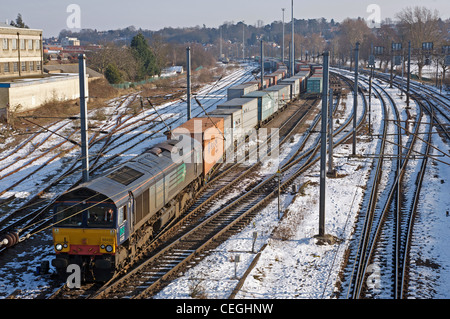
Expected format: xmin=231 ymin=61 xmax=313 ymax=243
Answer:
xmin=155 ymin=75 xmax=450 ymax=300
xmin=0 ymin=64 xmax=448 ymax=299
xmin=155 ymin=90 xmax=379 ymax=299
xmin=408 ymin=127 xmax=450 ymax=299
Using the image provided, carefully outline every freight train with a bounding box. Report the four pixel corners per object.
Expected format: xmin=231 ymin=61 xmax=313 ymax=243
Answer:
xmin=49 ymin=60 xmax=324 ymax=282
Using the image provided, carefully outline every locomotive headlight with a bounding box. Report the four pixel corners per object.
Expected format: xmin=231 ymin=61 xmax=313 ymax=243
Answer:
xmin=55 ymin=243 xmax=63 ymax=251
xmin=105 ymin=245 xmax=113 ymax=252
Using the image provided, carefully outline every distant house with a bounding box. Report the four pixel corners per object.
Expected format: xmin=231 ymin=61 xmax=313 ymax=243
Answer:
xmin=61 ymin=37 xmax=80 ymax=47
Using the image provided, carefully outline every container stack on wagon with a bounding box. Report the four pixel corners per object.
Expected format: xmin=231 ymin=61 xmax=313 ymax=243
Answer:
xmin=171 ymin=117 xmax=225 ymax=178
xmin=227 ymin=83 xmax=259 ymax=100
xmin=217 ymin=97 xmax=259 ymax=137
xmin=264 ymin=84 xmax=291 ymax=109
xmin=242 ymin=90 xmax=277 ymax=124
xmin=206 ymin=108 xmax=243 ymax=147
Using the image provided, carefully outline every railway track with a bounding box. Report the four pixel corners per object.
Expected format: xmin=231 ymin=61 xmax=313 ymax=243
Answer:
xmin=71 ymin=74 xmax=368 ymax=299
xmin=0 ymin=65 xmax=257 ymax=252
xmin=48 ymin=92 xmax=321 ymax=299
xmin=339 ymin=68 xmax=446 ymax=299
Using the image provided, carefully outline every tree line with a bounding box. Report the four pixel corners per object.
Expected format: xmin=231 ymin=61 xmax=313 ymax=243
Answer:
xmin=56 ymin=6 xmax=449 ymax=84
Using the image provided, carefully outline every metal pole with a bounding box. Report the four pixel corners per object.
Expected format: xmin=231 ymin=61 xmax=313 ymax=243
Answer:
xmin=406 ymin=41 xmax=411 ymax=108
xmin=186 ymin=47 xmax=191 ymax=120
xmin=242 ymin=23 xmax=245 ymax=60
xmin=319 ymin=51 xmax=329 ymax=238
xmin=327 ymin=87 xmax=334 ymax=174
xmin=282 ymin=8 xmax=285 ymax=64
xmin=277 ymin=169 xmax=281 ymax=219
xmin=219 ymin=26 xmax=222 ymax=60
xmin=401 ymin=48 xmax=404 ymax=98
xmin=369 ymin=44 xmax=373 ymax=135
xmin=352 ymin=42 xmax=360 ymax=156
xmin=78 ymin=54 xmax=89 ymax=183
xmin=390 ymin=42 xmax=394 ymax=88
xmin=291 ymin=0 xmax=295 ymax=77
xmin=260 ymin=40 xmax=264 ymax=89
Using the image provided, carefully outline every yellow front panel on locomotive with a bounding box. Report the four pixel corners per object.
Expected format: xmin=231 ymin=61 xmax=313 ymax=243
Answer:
xmin=53 ymin=228 xmax=116 ymax=254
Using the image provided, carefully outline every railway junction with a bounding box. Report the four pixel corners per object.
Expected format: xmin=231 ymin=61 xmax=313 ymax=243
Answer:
xmin=0 ymin=53 xmax=449 ymax=301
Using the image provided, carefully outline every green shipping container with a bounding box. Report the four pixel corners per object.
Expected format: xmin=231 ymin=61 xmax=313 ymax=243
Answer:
xmin=306 ymin=76 xmax=323 ymax=94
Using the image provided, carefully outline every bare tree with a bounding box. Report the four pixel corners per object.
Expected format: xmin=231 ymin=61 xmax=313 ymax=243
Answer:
xmin=396 ymin=6 xmax=441 ymax=79
xmin=338 ymin=18 xmax=371 ymax=69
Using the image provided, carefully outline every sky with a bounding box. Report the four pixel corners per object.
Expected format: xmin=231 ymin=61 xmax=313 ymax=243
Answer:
xmin=2 ymin=0 xmax=449 ymax=38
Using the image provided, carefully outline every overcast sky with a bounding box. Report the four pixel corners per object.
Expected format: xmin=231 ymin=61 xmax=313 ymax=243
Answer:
xmin=2 ymin=0 xmax=449 ymax=37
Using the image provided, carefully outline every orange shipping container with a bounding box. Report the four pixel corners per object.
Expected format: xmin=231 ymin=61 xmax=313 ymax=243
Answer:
xmin=171 ymin=117 xmax=225 ymax=177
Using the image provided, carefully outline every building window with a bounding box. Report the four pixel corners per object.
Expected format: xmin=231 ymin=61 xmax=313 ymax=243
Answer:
xmin=21 ymin=62 xmax=26 ymax=72
xmin=2 ymin=39 xmax=8 ymax=50
xmin=13 ymin=62 xmax=18 ymax=72
xmin=36 ymin=61 xmax=41 ymax=71
xmin=20 ymin=39 xmax=25 ymax=50
xmin=28 ymin=39 xmax=33 ymax=50
xmin=12 ymin=39 xmax=17 ymax=50
xmin=35 ymin=39 xmax=40 ymax=50
xmin=4 ymin=63 xmax=10 ymax=73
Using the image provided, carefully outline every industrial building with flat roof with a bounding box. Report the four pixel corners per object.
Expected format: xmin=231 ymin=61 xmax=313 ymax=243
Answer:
xmin=0 ymin=22 xmax=44 ymax=79
xmin=0 ymin=24 xmax=88 ymax=123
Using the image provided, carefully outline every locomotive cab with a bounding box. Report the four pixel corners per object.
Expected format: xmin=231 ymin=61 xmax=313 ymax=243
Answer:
xmin=51 ymin=188 xmax=125 ymax=282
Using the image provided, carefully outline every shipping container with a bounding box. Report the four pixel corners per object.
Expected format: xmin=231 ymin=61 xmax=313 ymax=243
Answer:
xmin=296 ymin=70 xmax=311 ymax=78
xmin=171 ymin=117 xmax=225 ymax=177
xmin=217 ymin=98 xmax=258 ymax=136
xmin=306 ymin=76 xmax=323 ymax=94
xmin=278 ymin=77 xmax=300 ymax=99
xmin=256 ymin=77 xmax=271 ymax=89
xmin=269 ymin=71 xmax=284 ymax=84
xmin=244 ymin=80 xmax=262 ymax=90
xmin=227 ymin=83 xmax=259 ymax=101
xmin=264 ymin=75 xmax=275 ymax=86
xmin=292 ymin=75 xmax=308 ymax=93
xmin=206 ymin=108 xmax=243 ymax=145
xmin=242 ymin=90 xmax=276 ymax=123
xmin=264 ymin=84 xmax=291 ymax=109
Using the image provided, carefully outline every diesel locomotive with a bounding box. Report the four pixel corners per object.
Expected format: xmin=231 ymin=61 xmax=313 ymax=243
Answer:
xmin=51 ymin=135 xmax=205 ymax=281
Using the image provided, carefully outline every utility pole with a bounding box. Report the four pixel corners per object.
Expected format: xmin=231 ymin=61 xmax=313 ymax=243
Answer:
xmin=291 ymin=0 xmax=295 ymax=77
xmin=390 ymin=42 xmax=394 ymax=88
xmin=369 ymin=43 xmax=374 ymax=135
xmin=406 ymin=41 xmax=411 ymax=108
xmin=242 ymin=22 xmax=245 ymax=60
xmin=319 ymin=51 xmax=329 ymax=238
xmin=78 ymin=54 xmax=89 ymax=183
xmin=219 ymin=26 xmax=222 ymax=61
xmin=260 ymin=40 xmax=264 ymax=89
xmin=352 ymin=42 xmax=360 ymax=156
xmin=327 ymin=87 xmax=335 ymax=176
xmin=282 ymin=8 xmax=285 ymax=63
xmin=186 ymin=47 xmax=192 ymax=120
